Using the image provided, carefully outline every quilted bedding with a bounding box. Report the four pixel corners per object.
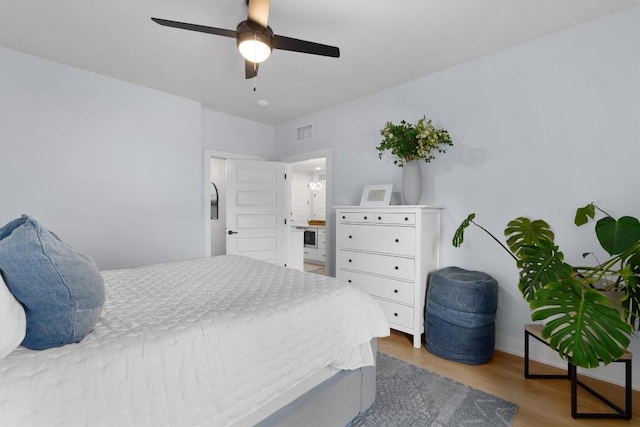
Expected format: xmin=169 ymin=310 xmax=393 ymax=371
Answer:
xmin=0 ymin=255 xmax=389 ymax=426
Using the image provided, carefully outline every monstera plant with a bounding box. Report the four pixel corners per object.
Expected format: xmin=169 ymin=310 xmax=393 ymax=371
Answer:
xmin=452 ymin=203 xmax=640 ymax=369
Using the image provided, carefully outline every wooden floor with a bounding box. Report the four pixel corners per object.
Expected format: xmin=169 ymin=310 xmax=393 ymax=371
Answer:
xmin=304 ymin=262 xmax=326 ymax=275
xmin=379 ymin=330 xmax=639 ymax=426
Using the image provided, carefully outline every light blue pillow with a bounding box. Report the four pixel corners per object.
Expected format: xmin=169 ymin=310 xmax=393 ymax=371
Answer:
xmin=0 ymin=215 xmax=105 ymax=350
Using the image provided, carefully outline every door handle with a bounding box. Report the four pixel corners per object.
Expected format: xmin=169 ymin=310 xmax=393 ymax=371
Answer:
xmin=228 ymin=230 xmax=238 ymax=235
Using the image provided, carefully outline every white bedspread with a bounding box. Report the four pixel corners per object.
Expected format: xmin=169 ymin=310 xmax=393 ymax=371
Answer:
xmin=0 ymin=255 xmax=389 ymax=427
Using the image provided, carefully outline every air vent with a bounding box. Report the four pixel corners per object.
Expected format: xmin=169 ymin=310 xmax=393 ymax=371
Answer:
xmin=296 ymin=123 xmax=313 ymax=142
xmin=318 ymin=173 xmax=326 ymax=182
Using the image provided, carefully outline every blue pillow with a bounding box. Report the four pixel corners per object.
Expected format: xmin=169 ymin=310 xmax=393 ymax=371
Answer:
xmin=0 ymin=215 xmax=105 ymax=350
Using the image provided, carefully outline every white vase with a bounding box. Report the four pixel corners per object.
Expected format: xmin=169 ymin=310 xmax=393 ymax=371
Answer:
xmin=401 ymin=160 xmax=422 ymax=205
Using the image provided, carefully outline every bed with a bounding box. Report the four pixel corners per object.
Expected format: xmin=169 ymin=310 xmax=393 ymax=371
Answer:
xmin=0 ymin=254 xmax=389 ymax=426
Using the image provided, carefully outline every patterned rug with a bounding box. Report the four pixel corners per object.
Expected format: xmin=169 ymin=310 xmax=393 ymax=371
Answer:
xmin=347 ymin=353 xmax=518 ymax=427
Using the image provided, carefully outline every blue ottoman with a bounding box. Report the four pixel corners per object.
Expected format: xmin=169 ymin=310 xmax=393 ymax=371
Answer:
xmin=424 ymin=266 xmax=498 ymax=364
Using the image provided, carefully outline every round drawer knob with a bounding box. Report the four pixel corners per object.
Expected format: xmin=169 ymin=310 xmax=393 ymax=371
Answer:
xmin=395 ymin=238 xmax=399 ymax=243
xmin=348 ymin=259 xmax=352 ymax=263
xmin=378 ymin=216 xmax=382 ymax=220
xmin=394 ymin=266 xmax=399 ymax=270
xmin=394 ymin=313 xmax=399 ymax=317
xmin=342 ymin=215 xmax=346 ymax=219
xmin=348 ymin=235 xmax=353 ymax=239
xmin=394 ymin=289 xmax=398 ymax=293
xmin=364 ymin=216 xmax=368 ymax=220
xmin=348 ymin=280 xmax=352 ymax=283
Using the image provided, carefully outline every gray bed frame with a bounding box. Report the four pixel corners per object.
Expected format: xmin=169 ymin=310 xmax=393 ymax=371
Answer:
xmin=256 ymin=340 xmax=377 ymax=426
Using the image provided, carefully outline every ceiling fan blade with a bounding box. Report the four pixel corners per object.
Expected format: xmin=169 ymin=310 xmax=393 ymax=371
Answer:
xmin=247 ymin=0 xmax=270 ymax=28
xmin=151 ymin=18 xmax=236 ymax=38
xmin=273 ymin=35 xmax=340 ymax=58
xmin=245 ymin=60 xmax=259 ymax=79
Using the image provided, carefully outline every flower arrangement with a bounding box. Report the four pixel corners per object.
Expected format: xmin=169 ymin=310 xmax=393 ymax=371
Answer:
xmin=376 ymin=116 xmax=453 ymax=166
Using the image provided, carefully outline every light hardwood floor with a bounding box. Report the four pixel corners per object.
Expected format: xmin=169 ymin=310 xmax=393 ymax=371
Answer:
xmin=378 ymin=330 xmax=639 ymax=426
xmin=304 ymin=262 xmax=326 ymax=275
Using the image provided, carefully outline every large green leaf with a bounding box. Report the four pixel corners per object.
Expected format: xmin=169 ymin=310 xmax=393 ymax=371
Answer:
xmin=595 ymin=216 xmax=640 ymax=256
xmin=516 ymin=240 xmax=573 ymax=301
xmin=530 ymin=280 xmax=631 ymax=368
xmin=622 ymin=251 xmax=640 ymax=330
xmin=623 ymin=278 xmax=640 ymax=330
xmin=452 ymin=213 xmax=475 ymax=248
xmin=505 ymin=217 xmax=555 ymax=256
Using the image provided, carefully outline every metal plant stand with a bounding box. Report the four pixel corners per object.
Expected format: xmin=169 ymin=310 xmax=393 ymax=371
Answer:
xmin=524 ymin=323 xmax=632 ymax=420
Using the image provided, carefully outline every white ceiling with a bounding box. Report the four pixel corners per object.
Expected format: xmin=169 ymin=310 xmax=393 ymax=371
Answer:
xmin=1 ymin=0 xmax=637 ymax=125
xmin=291 ymin=157 xmax=326 ymax=174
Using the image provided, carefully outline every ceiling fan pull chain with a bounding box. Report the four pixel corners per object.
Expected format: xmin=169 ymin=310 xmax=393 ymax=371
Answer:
xmin=253 ymin=62 xmax=257 ymax=91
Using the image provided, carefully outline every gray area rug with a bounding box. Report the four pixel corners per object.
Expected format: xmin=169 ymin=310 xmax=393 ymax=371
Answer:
xmin=347 ymin=353 xmax=518 ymax=427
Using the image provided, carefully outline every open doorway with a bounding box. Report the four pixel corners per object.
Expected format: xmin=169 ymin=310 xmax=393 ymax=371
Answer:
xmin=281 ymin=149 xmax=332 ymax=276
xmin=203 ymin=150 xmax=264 ymax=258
xmin=209 ymin=157 xmax=225 ymax=256
xmin=289 ymin=157 xmax=326 ymax=275
xmin=204 ymin=148 xmax=332 ymax=275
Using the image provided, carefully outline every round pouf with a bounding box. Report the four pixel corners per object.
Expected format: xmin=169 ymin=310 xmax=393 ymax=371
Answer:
xmin=424 ymin=266 xmax=498 ymax=364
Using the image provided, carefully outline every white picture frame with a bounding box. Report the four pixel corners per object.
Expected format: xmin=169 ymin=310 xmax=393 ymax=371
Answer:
xmin=360 ymin=184 xmax=393 ymax=206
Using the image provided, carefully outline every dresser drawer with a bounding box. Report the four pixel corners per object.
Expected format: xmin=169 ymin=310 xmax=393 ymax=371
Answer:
xmin=341 ymin=270 xmax=414 ymax=305
xmin=376 ymin=299 xmax=414 ymax=329
xmin=339 ymin=250 xmax=414 ymax=281
xmin=338 ymin=224 xmax=415 ymax=256
xmin=374 ymin=213 xmax=416 ymax=225
xmin=338 ymin=212 xmax=375 ymax=223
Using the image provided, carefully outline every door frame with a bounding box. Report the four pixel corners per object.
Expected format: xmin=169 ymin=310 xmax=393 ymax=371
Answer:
xmin=204 ymin=148 xmax=332 ymax=274
xmin=280 ymin=148 xmax=333 ymax=276
xmin=203 ymin=149 xmax=265 ymax=257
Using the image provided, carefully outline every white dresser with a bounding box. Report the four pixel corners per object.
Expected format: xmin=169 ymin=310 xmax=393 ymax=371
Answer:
xmin=335 ymin=205 xmax=442 ymax=348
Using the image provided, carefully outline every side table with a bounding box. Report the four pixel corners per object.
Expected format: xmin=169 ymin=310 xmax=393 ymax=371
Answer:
xmin=524 ymin=323 xmax=632 ymax=420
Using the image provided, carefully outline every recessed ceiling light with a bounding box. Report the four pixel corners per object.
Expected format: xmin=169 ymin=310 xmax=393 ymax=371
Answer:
xmin=256 ymin=99 xmax=269 ymax=108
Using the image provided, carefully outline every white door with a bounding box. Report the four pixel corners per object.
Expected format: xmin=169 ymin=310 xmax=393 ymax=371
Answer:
xmin=226 ymin=159 xmax=287 ymax=265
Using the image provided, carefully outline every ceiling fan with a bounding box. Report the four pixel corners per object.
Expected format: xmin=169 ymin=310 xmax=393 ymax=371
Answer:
xmin=151 ymin=0 xmax=340 ymax=80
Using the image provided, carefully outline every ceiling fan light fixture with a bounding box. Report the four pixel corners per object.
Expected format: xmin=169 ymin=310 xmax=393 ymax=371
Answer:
xmin=236 ymin=20 xmax=274 ymax=64
xmin=238 ymin=36 xmax=272 ymax=63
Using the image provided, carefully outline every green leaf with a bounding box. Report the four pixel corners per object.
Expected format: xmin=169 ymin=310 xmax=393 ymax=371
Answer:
xmin=505 ymin=217 xmax=555 ymax=256
xmin=530 ymin=280 xmax=631 ymax=368
xmin=595 ymin=216 xmax=640 ymax=255
xmin=575 ymin=203 xmax=595 ymax=227
xmin=452 ymin=213 xmax=475 ymax=248
xmin=377 ymin=116 xmax=453 ymax=166
xmin=622 ymin=251 xmax=640 ymax=330
xmin=516 ymin=240 xmax=573 ymax=302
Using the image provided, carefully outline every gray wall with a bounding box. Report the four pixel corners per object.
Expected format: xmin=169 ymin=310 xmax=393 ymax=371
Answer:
xmin=0 ymin=48 xmax=204 ymax=270
xmin=0 ymin=52 xmax=277 ymax=271
xmin=274 ymin=7 xmax=640 ymax=383
xmin=202 ymin=108 xmax=274 ymax=158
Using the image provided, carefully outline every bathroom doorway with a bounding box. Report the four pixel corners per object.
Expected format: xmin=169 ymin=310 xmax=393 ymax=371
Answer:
xmin=282 ymin=149 xmax=332 ymax=276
